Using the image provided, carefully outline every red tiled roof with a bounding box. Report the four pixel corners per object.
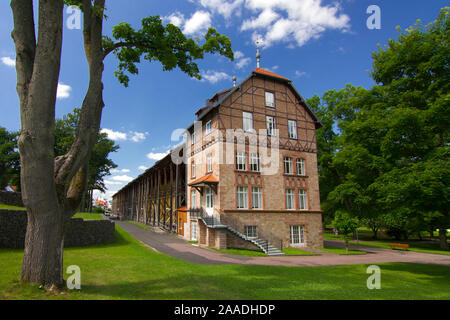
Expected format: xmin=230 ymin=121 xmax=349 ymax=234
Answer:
xmin=188 ymin=173 xmax=219 ymax=186
xmin=253 ymin=68 xmax=289 ymax=80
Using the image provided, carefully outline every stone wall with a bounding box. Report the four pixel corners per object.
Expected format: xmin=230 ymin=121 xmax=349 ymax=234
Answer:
xmin=0 ymin=210 xmax=115 ymax=249
xmin=0 ymin=191 xmax=24 ymax=207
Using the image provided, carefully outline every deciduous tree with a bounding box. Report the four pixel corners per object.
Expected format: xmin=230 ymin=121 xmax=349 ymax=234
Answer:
xmin=11 ymin=0 xmax=233 ymax=287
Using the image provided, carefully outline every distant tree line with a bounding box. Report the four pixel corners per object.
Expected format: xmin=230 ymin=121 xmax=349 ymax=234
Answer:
xmin=307 ymin=8 xmax=449 ymax=249
xmin=0 ymin=108 xmax=119 ymax=212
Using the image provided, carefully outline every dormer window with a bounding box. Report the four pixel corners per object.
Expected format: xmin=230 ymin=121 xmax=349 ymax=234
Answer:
xmin=265 ymin=91 xmax=275 ymax=108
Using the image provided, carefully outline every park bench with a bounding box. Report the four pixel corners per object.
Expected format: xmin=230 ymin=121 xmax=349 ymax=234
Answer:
xmin=390 ymin=243 xmax=409 ymax=250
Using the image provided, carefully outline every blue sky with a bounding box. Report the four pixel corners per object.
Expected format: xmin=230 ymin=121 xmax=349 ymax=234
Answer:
xmin=0 ymin=0 xmax=447 ymax=201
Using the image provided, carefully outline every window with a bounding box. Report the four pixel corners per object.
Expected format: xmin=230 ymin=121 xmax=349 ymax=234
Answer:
xmin=252 ymin=187 xmax=262 ymax=209
xmin=250 ymin=153 xmax=260 ymax=172
xmin=266 ymin=116 xmax=276 ymax=136
xmin=245 ymin=226 xmax=258 ymax=239
xmin=296 ymin=158 xmax=305 ymax=176
xmin=207 ymin=154 xmax=213 ymax=173
xmin=236 ymin=152 xmax=247 ymax=171
xmin=191 ymin=222 xmax=198 ymax=241
xmin=284 ymin=157 xmax=293 ymax=175
xmin=243 ymin=112 xmax=253 ymax=132
xmin=206 ymin=186 xmax=213 ymax=208
xmin=191 ymin=160 xmax=196 ymax=178
xmin=288 ymin=120 xmax=297 ymax=139
xmin=265 ymin=91 xmax=275 ymax=108
xmin=191 ymin=189 xmax=197 ymax=208
xmin=237 ymin=186 xmax=248 ymax=209
xmin=286 ymin=189 xmax=295 ymax=210
xmin=205 ymin=120 xmax=212 ymax=135
xmin=298 ymin=189 xmax=307 ymax=210
xmin=191 ymin=131 xmax=196 ymax=145
xmin=290 ymin=225 xmax=305 ymax=245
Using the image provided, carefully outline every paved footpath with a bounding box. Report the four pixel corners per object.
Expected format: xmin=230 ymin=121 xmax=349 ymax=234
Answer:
xmin=116 ymin=220 xmax=450 ymax=267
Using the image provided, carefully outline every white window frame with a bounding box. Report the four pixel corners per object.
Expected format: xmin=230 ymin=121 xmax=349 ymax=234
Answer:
xmin=250 ymin=153 xmax=260 ymax=172
xmin=288 ymin=120 xmax=297 ymax=139
xmin=286 ymin=189 xmax=295 ymax=210
xmin=290 ymin=225 xmax=305 ymax=246
xmin=245 ymin=225 xmax=258 ymax=239
xmin=243 ymin=112 xmax=254 ymax=132
xmin=191 ymin=189 xmax=197 ymax=209
xmin=191 ymin=161 xmax=196 ymax=178
xmin=207 ymin=154 xmax=213 ymax=173
xmin=205 ymin=120 xmax=212 ymax=135
xmin=236 ymin=152 xmax=247 ymax=171
xmin=265 ymin=91 xmax=275 ymax=108
xmin=191 ymin=222 xmax=198 ymax=241
xmin=252 ymin=187 xmax=262 ymax=209
xmin=284 ymin=157 xmax=293 ymax=175
xmin=298 ymin=189 xmax=307 ymax=210
xmin=205 ymin=186 xmax=213 ymax=209
xmin=191 ymin=131 xmax=196 ymax=145
xmin=266 ymin=116 xmax=276 ymax=136
xmin=296 ymin=158 xmax=305 ymax=176
xmin=237 ymin=186 xmax=248 ymax=209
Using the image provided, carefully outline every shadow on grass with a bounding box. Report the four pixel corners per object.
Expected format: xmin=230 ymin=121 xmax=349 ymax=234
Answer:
xmin=73 ymin=262 xmax=450 ymax=300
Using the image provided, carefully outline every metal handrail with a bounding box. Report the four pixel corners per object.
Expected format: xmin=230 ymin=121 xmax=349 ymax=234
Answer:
xmin=220 ymin=215 xmax=284 ymax=252
xmin=189 ymin=207 xmax=284 ymax=252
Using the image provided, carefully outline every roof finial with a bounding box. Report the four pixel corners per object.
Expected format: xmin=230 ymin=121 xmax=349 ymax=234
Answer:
xmin=232 ymin=76 xmax=237 ymax=87
xmin=255 ymin=38 xmax=263 ymax=68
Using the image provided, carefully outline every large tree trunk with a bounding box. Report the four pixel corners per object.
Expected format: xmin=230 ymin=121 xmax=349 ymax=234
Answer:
xmin=21 ymin=211 xmax=67 ymax=286
xmin=12 ymin=0 xmax=65 ymax=287
xmin=11 ymin=0 xmax=106 ymax=288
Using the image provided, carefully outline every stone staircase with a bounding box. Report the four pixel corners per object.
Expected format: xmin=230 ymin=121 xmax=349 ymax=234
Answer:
xmin=200 ymin=217 xmax=285 ymax=256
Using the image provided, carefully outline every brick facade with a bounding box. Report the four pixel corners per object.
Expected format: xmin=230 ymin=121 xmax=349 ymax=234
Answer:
xmin=185 ymin=69 xmax=324 ymax=250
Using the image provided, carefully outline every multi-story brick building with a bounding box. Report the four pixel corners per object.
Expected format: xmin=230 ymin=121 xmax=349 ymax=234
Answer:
xmin=112 ymin=66 xmax=323 ymax=255
xmin=184 ymin=67 xmax=323 ymax=255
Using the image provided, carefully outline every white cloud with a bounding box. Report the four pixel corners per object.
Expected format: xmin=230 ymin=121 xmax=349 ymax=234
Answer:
xmin=130 ymin=131 xmax=149 ymax=143
xmin=111 ymin=168 xmax=130 ymax=173
xmin=192 ymin=0 xmax=350 ymax=48
xmin=242 ymin=0 xmax=350 ymax=47
xmin=295 ymin=70 xmax=307 ymax=77
xmin=1 ymin=56 xmax=15 ymax=67
xmin=200 ymin=70 xmax=231 ymax=83
xmin=101 ymin=128 xmax=128 ymax=141
xmin=164 ymin=11 xmax=185 ymax=27
xmin=100 ymin=129 xmax=148 ymax=143
xmin=234 ymin=51 xmax=245 ymax=59
xmin=241 ymin=8 xmax=279 ymax=31
xmin=183 ymin=11 xmax=211 ymax=35
xmin=147 ymin=152 xmax=169 ymax=161
xmin=112 ymin=175 xmax=134 ymax=182
xmin=138 ymin=165 xmax=148 ymax=171
xmin=198 ymin=0 xmax=244 ymax=19
xmin=236 ymin=57 xmax=251 ymax=69
xmin=57 ymin=83 xmax=72 ymax=99
xmin=104 ymin=180 xmax=123 ymax=185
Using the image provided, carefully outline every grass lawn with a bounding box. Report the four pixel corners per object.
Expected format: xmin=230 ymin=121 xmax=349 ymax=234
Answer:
xmin=319 ymin=246 xmax=366 ymax=255
xmin=127 ymin=220 xmax=150 ymax=230
xmin=282 ymin=248 xmax=319 ymax=256
xmin=0 ymin=203 xmax=26 ymax=210
xmin=73 ymin=212 xmax=104 ymax=220
xmin=211 ymin=247 xmax=267 ymax=256
xmin=1 ymin=225 xmax=449 ymax=300
xmin=323 ymin=231 xmax=450 ymax=255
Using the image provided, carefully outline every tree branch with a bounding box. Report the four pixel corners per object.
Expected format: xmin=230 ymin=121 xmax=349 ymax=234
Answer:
xmin=10 ymin=0 xmax=36 ymax=110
